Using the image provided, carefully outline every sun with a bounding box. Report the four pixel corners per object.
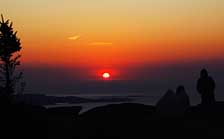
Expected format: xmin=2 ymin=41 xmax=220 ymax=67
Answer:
xmin=102 ymin=72 xmax=110 ymax=79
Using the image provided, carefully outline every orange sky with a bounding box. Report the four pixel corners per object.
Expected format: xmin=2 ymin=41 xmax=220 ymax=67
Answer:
xmin=1 ymin=0 xmax=224 ymax=80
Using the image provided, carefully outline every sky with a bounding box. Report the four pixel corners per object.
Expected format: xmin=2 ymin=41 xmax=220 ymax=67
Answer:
xmin=1 ymin=0 xmax=224 ymax=91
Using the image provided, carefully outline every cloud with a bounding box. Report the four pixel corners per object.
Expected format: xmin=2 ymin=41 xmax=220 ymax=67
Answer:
xmin=68 ymin=35 xmax=80 ymax=40
xmin=89 ymin=42 xmax=113 ymax=46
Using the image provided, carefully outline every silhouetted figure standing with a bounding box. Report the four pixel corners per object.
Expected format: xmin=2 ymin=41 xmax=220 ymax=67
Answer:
xmin=197 ymin=69 xmax=216 ymax=105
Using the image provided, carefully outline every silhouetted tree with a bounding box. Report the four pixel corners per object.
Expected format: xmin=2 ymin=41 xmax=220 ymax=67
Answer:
xmin=0 ymin=14 xmax=22 ymax=101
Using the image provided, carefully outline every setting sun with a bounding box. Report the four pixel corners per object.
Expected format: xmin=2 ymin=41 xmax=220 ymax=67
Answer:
xmin=102 ymin=72 xmax=110 ymax=79
xmin=1 ymin=0 xmax=224 ymax=138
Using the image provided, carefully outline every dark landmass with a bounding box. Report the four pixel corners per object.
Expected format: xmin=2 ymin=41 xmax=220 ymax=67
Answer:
xmin=1 ymin=101 xmax=224 ymax=139
xmin=14 ymin=94 xmax=133 ymax=106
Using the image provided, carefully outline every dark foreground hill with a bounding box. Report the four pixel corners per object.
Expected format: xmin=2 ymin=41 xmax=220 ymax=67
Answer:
xmin=1 ymin=102 xmax=224 ymax=139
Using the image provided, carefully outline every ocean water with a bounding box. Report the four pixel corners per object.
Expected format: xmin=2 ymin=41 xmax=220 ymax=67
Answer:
xmin=43 ymin=91 xmax=202 ymax=113
xmin=24 ymin=79 xmax=224 ymax=112
xmin=45 ymin=94 xmax=162 ymax=113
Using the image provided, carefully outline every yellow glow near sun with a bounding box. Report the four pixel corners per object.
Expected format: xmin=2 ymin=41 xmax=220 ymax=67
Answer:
xmin=102 ymin=72 xmax=110 ymax=79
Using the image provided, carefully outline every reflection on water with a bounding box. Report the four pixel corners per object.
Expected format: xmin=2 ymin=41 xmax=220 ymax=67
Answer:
xmin=46 ymin=95 xmax=163 ymax=113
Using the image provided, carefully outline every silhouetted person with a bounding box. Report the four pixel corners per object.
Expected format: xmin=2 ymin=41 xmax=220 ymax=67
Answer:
xmin=176 ymin=86 xmax=190 ymax=113
xmin=197 ymin=69 xmax=216 ymax=105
